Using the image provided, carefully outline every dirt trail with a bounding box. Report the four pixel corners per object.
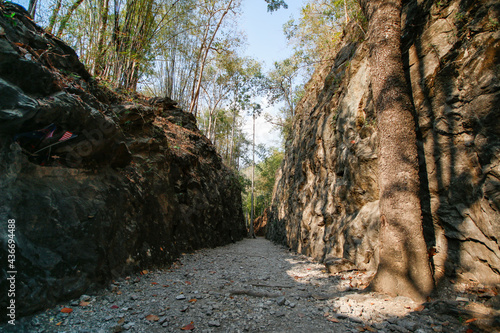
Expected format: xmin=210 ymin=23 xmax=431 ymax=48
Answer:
xmin=3 ymin=238 xmax=494 ymax=332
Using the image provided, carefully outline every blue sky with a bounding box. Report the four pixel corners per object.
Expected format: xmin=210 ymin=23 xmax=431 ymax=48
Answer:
xmin=240 ymin=1 xmax=305 ymax=152
xmin=240 ymin=1 xmax=304 ymax=71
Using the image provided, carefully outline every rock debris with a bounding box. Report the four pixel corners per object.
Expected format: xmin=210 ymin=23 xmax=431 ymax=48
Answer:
xmin=3 ymin=238 xmax=493 ymax=332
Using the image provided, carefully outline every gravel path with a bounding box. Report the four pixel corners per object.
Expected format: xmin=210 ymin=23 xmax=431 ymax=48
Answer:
xmin=3 ymin=238 xmax=493 ymax=332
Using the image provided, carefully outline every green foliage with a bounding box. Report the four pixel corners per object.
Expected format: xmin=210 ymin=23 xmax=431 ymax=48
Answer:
xmin=242 ymin=148 xmax=284 ymax=219
xmin=284 ymin=0 xmax=364 ymax=66
xmin=265 ymin=0 xmax=288 ymax=12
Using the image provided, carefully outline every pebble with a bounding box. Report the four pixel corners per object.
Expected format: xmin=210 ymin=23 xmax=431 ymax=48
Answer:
xmin=2 ymin=238 xmax=479 ymax=333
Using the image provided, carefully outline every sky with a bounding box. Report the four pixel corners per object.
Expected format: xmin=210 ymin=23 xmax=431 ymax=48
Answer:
xmin=239 ymin=1 xmax=305 ymax=154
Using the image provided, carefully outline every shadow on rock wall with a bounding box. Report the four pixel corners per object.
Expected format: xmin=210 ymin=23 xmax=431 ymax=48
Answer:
xmin=267 ymin=0 xmax=499 ymax=291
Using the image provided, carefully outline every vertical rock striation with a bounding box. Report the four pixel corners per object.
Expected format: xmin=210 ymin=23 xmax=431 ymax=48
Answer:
xmin=268 ymin=0 xmax=500 ymax=286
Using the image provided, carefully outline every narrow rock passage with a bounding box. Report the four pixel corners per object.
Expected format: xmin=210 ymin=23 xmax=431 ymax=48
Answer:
xmin=6 ymin=238 xmax=485 ymax=332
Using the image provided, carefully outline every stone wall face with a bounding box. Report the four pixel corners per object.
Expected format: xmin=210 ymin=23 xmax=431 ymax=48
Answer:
xmin=0 ymin=3 xmax=246 ymax=318
xmin=268 ymin=0 xmax=500 ymax=285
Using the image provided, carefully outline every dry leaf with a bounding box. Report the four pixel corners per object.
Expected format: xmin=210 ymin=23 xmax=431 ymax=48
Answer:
xmin=188 ymin=299 xmax=197 ymax=303
xmin=466 ymin=329 xmax=474 ymax=333
xmin=141 ymin=270 xmax=148 ymax=275
xmin=465 ymin=318 xmax=478 ymax=324
xmin=181 ymin=321 xmax=195 ymax=330
xmin=79 ymin=301 xmax=90 ymax=307
xmin=414 ymin=305 xmax=425 ymax=311
xmin=327 ymin=317 xmax=339 ymax=323
xmin=56 ymin=321 xmax=62 ymax=326
xmin=116 ymin=291 xmax=122 ymax=295
xmin=145 ymin=314 xmax=159 ymax=321
xmin=111 ymin=305 xmax=119 ymax=309
xmin=151 ymin=282 xmax=158 ymax=285
xmin=60 ymin=307 xmax=73 ymax=313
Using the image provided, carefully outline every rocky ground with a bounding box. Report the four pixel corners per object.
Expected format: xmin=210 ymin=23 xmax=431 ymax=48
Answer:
xmin=3 ymin=238 xmax=498 ymax=333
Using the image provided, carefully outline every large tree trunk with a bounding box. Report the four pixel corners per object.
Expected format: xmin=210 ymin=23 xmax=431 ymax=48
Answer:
xmin=359 ymin=0 xmax=434 ymax=302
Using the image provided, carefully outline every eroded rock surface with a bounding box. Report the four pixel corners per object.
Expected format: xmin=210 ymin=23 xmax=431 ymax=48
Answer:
xmin=0 ymin=3 xmax=245 ymax=319
xmin=267 ymin=0 xmax=500 ymax=286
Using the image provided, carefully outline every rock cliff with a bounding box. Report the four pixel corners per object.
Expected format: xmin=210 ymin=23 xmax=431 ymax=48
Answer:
xmin=268 ymin=0 xmax=500 ymax=286
xmin=0 ymin=3 xmax=246 ymax=318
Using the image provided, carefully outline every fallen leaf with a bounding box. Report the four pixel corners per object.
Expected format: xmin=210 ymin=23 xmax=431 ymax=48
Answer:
xmin=145 ymin=314 xmax=159 ymax=321
xmin=465 ymin=318 xmax=478 ymax=324
xmin=188 ymin=299 xmax=197 ymax=303
xmin=181 ymin=322 xmax=195 ymax=330
xmin=466 ymin=330 xmax=474 ymax=333
xmin=151 ymin=282 xmax=158 ymax=285
xmin=56 ymin=321 xmax=62 ymax=326
xmin=60 ymin=307 xmax=73 ymax=313
xmin=414 ymin=305 xmax=425 ymax=311
xmin=79 ymin=301 xmax=90 ymax=307
xmin=116 ymin=291 xmax=122 ymax=295
xmin=185 ymin=281 xmax=192 ymax=285
xmin=111 ymin=305 xmax=119 ymax=309
xmin=142 ymin=270 xmax=148 ymax=275
xmin=327 ymin=317 xmax=339 ymax=323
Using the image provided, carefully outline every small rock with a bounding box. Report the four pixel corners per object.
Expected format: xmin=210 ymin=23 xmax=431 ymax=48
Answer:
xmin=123 ymin=322 xmax=135 ymax=330
xmin=208 ymin=320 xmax=221 ymax=327
xmin=276 ymin=296 xmax=286 ymax=306
xmin=176 ymin=295 xmax=187 ymax=300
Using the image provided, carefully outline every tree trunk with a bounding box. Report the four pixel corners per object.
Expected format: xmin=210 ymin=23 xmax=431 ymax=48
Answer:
xmin=359 ymin=0 xmax=434 ymax=302
xmin=28 ymin=0 xmax=37 ymax=19
xmin=93 ymin=0 xmax=110 ymax=76
xmin=189 ymin=0 xmax=233 ymax=116
xmin=250 ymin=112 xmax=256 ymax=238
xmin=47 ymin=0 xmax=63 ymax=34
xmin=56 ymin=0 xmax=84 ymax=37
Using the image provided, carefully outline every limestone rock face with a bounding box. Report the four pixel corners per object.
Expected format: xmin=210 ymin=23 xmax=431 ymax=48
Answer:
xmin=268 ymin=0 xmax=500 ymax=286
xmin=0 ymin=3 xmax=246 ymax=318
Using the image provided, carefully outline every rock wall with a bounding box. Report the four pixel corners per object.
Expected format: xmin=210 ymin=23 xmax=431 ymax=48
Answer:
xmin=268 ymin=0 xmax=500 ymax=285
xmin=0 ymin=3 xmax=246 ymax=318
